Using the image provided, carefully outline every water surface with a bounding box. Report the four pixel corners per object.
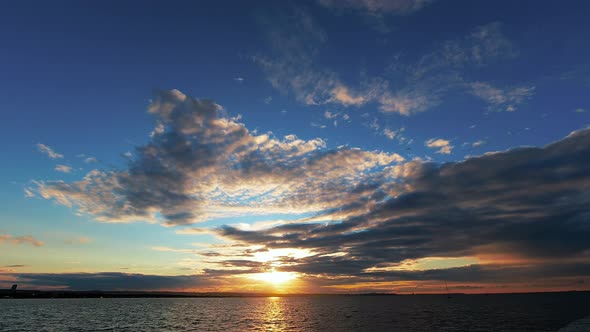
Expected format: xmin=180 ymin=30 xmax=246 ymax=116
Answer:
xmin=1 ymin=292 xmax=589 ymax=331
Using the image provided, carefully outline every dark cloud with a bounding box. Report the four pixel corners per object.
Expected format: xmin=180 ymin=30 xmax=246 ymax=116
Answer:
xmin=13 ymin=272 xmax=214 ymax=291
xmin=217 ymin=128 xmax=590 ymax=282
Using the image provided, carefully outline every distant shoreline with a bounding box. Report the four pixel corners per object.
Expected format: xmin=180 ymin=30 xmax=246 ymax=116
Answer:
xmin=2 ymin=289 xmax=589 ymax=299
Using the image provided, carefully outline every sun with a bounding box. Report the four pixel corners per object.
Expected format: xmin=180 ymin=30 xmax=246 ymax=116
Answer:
xmin=249 ymin=269 xmax=299 ymax=285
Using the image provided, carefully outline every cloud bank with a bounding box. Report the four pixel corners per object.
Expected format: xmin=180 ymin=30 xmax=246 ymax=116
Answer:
xmin=213 ymin=127 xmax=590 ymax=289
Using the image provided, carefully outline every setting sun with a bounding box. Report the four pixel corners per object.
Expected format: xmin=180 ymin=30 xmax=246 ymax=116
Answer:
xmin=249 ymin=269 xmax=299 ymax=285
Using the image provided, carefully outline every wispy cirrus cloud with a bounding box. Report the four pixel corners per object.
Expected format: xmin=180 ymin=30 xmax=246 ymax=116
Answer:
xmin=470 ymin=82 xmax=535 ymax=112
xmin=36 ymin=143 xmax=63 ymax=159
xmin=379 ymin=22 xmax=520 ymax=115
xmin=317 ymin=0 xmax=433 ymax=34
xmin=256 ymin=10 xmax=527 ymax=116
xmin=318 ymin=0 xmax=432 ymax=15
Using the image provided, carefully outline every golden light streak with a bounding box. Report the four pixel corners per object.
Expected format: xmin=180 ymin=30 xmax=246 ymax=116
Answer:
xmin=248 ymin=268 xmax=299 ymax=285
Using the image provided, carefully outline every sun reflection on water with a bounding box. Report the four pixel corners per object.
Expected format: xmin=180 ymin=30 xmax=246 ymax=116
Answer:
xmin=262 ymin=296 xmax=288 ymax=331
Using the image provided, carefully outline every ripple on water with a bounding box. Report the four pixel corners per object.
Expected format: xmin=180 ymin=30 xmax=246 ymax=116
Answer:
xmin=0 ymin=293 xmax=589 ymax=331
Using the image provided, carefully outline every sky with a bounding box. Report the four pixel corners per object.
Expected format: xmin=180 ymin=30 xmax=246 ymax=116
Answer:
xmin=1 ymin=0 xmax=590 ymax=294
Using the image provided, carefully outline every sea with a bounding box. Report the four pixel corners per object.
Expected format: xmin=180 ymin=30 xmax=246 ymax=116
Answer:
xmin=1 ymin=292 xmax=589 ymax=331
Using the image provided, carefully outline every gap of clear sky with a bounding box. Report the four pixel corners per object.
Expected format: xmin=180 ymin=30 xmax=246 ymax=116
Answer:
xmin=1 ymin=0 xmax=589 ymax=293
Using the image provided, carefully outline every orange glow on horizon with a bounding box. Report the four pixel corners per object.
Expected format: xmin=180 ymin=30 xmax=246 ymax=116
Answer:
xmin=248 ymin=269 xmax=299 ymax=285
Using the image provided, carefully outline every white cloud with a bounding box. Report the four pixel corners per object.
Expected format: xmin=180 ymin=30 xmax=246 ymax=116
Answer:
xmin=472 ymin=140 xmax=486 ymax=148
xmin=383 ymin=127 xmax=406 ymax=144
xmin=329 ymin=85 xmax=366 ymax=106
xmin=36 ymin=143 xmax=63 ymax=159
xmin=379 ymin=91 xmax=433 ymax=115
xmin=324 ymin=111 xmax=337 ymax=119
xmin=425 ymin=138 xmax=453 ymax=154
xmin=55 ymin=165 xmax=73 ymax=173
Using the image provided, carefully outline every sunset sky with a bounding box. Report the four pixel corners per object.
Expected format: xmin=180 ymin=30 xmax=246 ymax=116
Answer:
xmin=1 ymin=0 xmax=590 ymax=294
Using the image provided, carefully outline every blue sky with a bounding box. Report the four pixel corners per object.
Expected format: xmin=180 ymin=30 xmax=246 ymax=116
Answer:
xmin=1 ymin=0 xmax=590 ymax=293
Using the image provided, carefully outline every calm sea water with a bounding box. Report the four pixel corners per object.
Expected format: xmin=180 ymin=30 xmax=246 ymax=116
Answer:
xmin=1 ymin=293 xmax=589 ymax=331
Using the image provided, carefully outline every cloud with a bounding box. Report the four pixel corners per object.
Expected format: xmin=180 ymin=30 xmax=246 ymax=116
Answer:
xmin=12 ymin=272 xmax=215 ymax=291
xmin=328 ymin=85 xmax=366 ymax=106
xmin=377 ymin=22 xmax=518 ymax=115
xmin=575 ymin=108 xmax=586 ymax=113
xmin=33 ymin=90 xmax=404 ymax=226
xmin=175 ymin=227 xmax=216 ymax=235
xmin=383 ymin=127 xmax=408 ymax=144
xmin=233 ymin=77 xmax=244 ymax=82
xmin=213 ymin=128 xmax=590 ymax=288
xmin=378 ymin=90 xmax=436 ymax=115
xmin=4 ymin=265 xmax=27 ymax=268
xmin=0 ymin=233 xmax=43 ymax=247
xmin=84 ymin=157 xmax=98 ymax=163
xmin=472 ymin=140 xmax=486 ymax=148
xmin=255 ymin=7 xmax=340 ymax=106
xmin=317 ymin=0 xmax=432 ymax=15
xmin=425 ymin=138 xmax=453 ymax=154
xmin=323 ymin=111 xmax=351 ymax=127
xmin=36 ymin=143 xmax=63 ymax=159
xmin=257 ymin=14 xmax=524 ymax=116
xmin=24 ymin=188 xmax=35 ymax=198
xmin=151 ymin=246 xmax=197 ymax=254
xmin=54 ymin=165 xmax=73 ymax=173
xmin=63 ymin=236 xmax=92 ymax=245
xmin=470 ymin=82 xmax=535 ymax=112
xmin=23 ymin=127 xmax=590 ymax=291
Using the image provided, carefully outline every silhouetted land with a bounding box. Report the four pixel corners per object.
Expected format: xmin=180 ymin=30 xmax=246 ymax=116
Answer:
xmin=1 ymin=288 xmax=588 ymax=299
